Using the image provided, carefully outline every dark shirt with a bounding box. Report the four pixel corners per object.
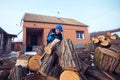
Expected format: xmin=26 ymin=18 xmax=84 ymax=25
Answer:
xmin=47 ymin=28 xmax=62 ymax=44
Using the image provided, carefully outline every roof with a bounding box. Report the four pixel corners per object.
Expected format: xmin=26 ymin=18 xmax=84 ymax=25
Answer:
xmin=23 ymin=13 xmax=88 ymax=27
xmin=0 ymin=27 xmax=17 ymax=37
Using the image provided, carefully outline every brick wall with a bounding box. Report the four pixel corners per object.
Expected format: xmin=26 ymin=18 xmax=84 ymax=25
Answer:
xmin=23 ymin=22 xmax=90 ymax=45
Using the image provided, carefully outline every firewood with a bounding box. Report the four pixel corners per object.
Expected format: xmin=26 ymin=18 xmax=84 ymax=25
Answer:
xmin=85 ymin=66 xmax=111 ymax=80
xmin=38 ymin=53 xmax=57 ymax=77
xmin=100 ymin=40 xmax=110 ymax=47
xmin=15 ymin=54 xmax=32 ymax=68
xmin=97 ymin=35 xmax=106 ymax=41
xmin=44 ymin=39 xmax=60 ymax=54
xmin=28 ymin=54 xmax=41 ymax=71
xmin=92 ymin=37 xmax=100 ymax=44
xmin=0 ymin=70 xmax=9 ymax=80
xmin=94 ymin=47 xmax=119 ymax=72
xmin=58 ymin=39 xmax=79 ymax=71
xmin=60 ymin=70 xmax=80 ymax=80
xmin=109 ymin=44 xmax=120 ymax=53
xmin=115 ymin=62 xmax=120 ymax=74
xmin=8 ymin=65 xmax=28 ymax=80
xmin=103 ymin=71 xmax=116 ymax=80
xmin=110 ymin=34 xmax=119 ymax=40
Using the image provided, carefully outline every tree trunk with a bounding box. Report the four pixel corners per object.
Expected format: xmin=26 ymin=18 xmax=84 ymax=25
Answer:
xmin=94 ymin=47 xmax=119 ymax=72
xmin=38 ymin=53 xmax=57 ymax=77
xmin=58 ymin=39 xmax=79 ymax=71
xmin=8 ymin=65 xmax=28 ymax=80
xmin=0 ymin=70 xmax=9 ymax=80
xmin=15 ymin=54 xmax=32 ymax=68
xmin=60 ymin=70 xmax=80 ymax=80
xmin=85 ymin=66 xmax=112 ymax=80
xmin=28 ymin=54 xmax=41 ymax=71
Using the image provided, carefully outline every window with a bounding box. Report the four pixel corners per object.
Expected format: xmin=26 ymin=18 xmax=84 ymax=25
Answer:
xmin=76 ymin=31 xmax=85 ymax=39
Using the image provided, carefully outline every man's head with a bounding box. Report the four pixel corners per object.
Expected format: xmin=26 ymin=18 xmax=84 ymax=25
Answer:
xmin=55 ymin=25 xmax=63 ymax=34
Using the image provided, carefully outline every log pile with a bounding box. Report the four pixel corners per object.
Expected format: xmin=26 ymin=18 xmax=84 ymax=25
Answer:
xmin=92 ymin=34 xmax=120 ymax=75
xmin=0 ymin=37 xmax=120 ymax=80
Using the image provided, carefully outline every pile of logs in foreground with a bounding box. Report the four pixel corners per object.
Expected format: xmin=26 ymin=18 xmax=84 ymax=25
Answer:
xmin=1 ymin=37 xmax=120 ymax=80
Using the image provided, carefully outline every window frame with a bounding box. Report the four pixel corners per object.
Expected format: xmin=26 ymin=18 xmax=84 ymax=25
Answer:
xmin=76 ymin=31 xmax=85 ymax=40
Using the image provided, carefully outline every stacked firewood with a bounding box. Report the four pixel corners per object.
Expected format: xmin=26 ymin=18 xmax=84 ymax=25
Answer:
xmin=7 ymin=39 xmax=120 ymax=80
xmin=92 ymin=34 xmax=120 ymax=79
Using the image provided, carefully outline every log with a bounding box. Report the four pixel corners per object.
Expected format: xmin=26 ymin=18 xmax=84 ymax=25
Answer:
xmin=28 ymin=54 xmax=41 ymax=71
xmin=94 ymin=47 xmax=119 ymax=72
xmin=109 ymin=44 xmax=120 ymax=53
xmin=58 ymin=39 xmax=79 ymax=71
xmin=35 ymin=45 xmax=45 ymax=55
xmin=44 ymin=39 xmax=60 ymax=54
xmin=85 ymin=66 xmax=111 ymax=80
xmin=103 ymin=71 xmax=116 ymax=80
xmin=0 ymin=70 xmax=9 ymax=80
xmin=115 ymin=62 xmax=120 ymax=74
xmin=15 ymin=54 xmax=32 ymax=68
xmin=38 ymin=53 xmax=57 ymax=77
xmin=100 ymin=40 xmax=110 ymax=47
xmin=48 ymin=63 xmax=63 ymax=79
xmin=97 ymin=35 xmax=106 ymax=41
xmin=8 ymin=65 xmax=28 ymax=80
xmin=110 ymin=34 xmax=119 ymax=40
xmin=60 ymin=70 xmax=80 ymax=80
xmin=92 ymin=37 xmax=100 ymax=44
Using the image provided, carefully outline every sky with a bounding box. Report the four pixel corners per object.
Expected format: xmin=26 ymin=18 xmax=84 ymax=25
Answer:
xmin=0 ymin=0 xmax=120 ymax=41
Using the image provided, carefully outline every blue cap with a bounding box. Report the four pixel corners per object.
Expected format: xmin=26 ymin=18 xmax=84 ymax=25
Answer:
xmin=55 ymin=25 xmax=63 ymax=32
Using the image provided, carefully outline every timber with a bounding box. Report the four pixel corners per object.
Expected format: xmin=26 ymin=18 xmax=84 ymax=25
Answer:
xmin=15 ymin=54 xmax=32 ymax=68
xmin=38 ymin=53 xmax=56 ymax=76
xmin=60 ymin=70 xmax=80 ymax=80
xmin=28 ymin=54 xmax=41 ymax=71
xmin=59 ymin=39 xmax=79 ymax=71
xmin=8 ymin=65 xmax=28 ymax=80
xmin=94 ymin=47 xmax=119 ymax=72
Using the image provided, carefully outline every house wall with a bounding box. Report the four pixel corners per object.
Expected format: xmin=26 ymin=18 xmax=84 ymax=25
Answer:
xmin=23 ymin=22 xmax=90 ymax=45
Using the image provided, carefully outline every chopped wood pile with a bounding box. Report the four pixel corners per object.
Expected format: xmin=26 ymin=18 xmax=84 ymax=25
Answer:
xmin=0 ymin=37 xmax=120 ymax=80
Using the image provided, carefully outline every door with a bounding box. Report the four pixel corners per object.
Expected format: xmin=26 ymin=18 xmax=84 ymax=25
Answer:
xmin=31 ymin=35 xmax=38 ymax=46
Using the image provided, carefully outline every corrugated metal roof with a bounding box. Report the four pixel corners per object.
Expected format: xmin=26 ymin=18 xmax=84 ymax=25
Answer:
xmin=23 ymin=13 xmax=87 ymax=26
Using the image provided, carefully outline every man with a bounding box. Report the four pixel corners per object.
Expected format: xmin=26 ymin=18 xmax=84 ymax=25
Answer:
xmin=47 ymin=24 xmax=63 ymax=44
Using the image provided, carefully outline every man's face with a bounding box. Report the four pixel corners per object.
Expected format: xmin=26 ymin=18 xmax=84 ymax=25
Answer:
xmin=55 ymin=29 xmax=61 ymax=34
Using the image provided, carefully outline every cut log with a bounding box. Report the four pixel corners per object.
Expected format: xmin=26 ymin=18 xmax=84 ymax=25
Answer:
xmin=110 ymin=34 xmax=119 ymax=40
xmin=35 ymin=45 xmax=45 ymax=55
xmin=15 ymin=54 xmax=32 ymax=68
xmin=38 ymin=53 xmax=57 ymax=77
xmin=97 ymin=35 xmax=106 ymax=41
xmin=103 ymin=71 xmax=116 ymax=80
xmin=44 ymin=39 xmax=60 ymax=54
xmin=100 ymin=40 xmax=110 ymax=47
xmin=58 ymin=39 xmax=79 ymax=71
xmin=109 ymin=44 xmax=120 ymax=53
xmin=60 ymin=70 xmax=80 ymax=80
xmin=28 ymin=54 xmax=41 ymax=71
xmin=94 ymin=47 xmax=119 ymax=72
xmin=92 ymin=37 xmax=100 ymax=44
xmin=8 ymin=65 xmax=28 ymax=80
xmin=48 ymin=63 xmax=63 ymax=79
xmin=115 ymin=62 xmax=120 ymax=74
xmin=85 ymin=66 xmax=111 ymax=80
xmin=0 ymin=70 xmax=9 ymax=80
